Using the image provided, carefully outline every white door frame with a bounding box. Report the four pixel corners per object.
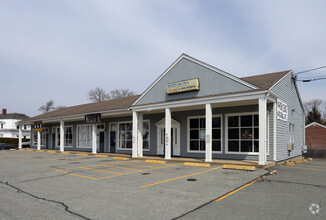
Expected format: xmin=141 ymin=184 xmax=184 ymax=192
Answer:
xmin=156 ymin=118 xmax=180 ymax=156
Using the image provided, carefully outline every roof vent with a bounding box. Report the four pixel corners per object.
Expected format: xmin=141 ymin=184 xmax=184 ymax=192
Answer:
xmin=2 ymin=108 xmax=6 ymax=115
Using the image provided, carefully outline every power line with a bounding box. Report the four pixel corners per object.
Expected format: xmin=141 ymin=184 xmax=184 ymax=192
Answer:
xmin=296 ymin=66 xmax=326 ymax=74
xmin=297 ymin=77 xmax=326 ymax=82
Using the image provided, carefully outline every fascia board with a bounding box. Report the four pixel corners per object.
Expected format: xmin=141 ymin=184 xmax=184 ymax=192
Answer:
xmin=132 ymin=54 xmax=259 ymax=106
xmin=132 ymin=54 xmax=185 ymax=106
xmin=269 ymin=70 xmax=292 ymax=91
xmin=305 ymin=122 xmax=326 ymax=129
xmin=131 ymin=91 xmax=268 ymax=111
xmin=26 ymin=109 xmax=131 ymax=124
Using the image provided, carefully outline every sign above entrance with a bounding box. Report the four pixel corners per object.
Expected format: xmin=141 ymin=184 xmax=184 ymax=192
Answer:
xmin=277 ymin=99 xmax=288 ymax=121
xmin=85 ymin=113 xmax=101 ymax=124
xmin=166 ymin=78 xmax=200 ymax=94
xmin=33 ymin=121 xmax=42 ymax=131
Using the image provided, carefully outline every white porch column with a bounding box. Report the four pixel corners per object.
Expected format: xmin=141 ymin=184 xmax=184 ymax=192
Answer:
xmin=165 ymin=108 xmax=171 ymax=160
xmin=60 ymin=120 xmax=64 ymax=152
xmin=132 ymin=111 xmax=139 ymax=158
xmin=137 ymin=113 xmax=143 ymax=157
xmin=92 ymin=124 xmax=97 ymax=154
xmin=273 ymin=102 xmax=277 ymax=162
xmin=18 ymin=124 xmax=23 ymax=149
xmin=205 ymin=104 xmax=212 ymax=162
xmin=259 ymin=97 xmax=267 ymax=165
xmin=37 ymin=130 xmax=41 ymax=150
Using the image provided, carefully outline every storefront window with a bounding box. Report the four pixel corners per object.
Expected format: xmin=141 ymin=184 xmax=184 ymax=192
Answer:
xmin=64 ymin=127 xmax=73 ymax=146
xmin=143 ymin=121 xmax=150 ymax=150
xmin=77 ymin=125 xmax=92 ymax=148
xmin=227 ymin=114 xmax=259 ymax=153
xmin=189 ymin=116 xmax=221 ymax=152
xmin=118 ymin=122 xmax=132 ymax=149
xmin=33 ymin=130 xmax=45 ymax=146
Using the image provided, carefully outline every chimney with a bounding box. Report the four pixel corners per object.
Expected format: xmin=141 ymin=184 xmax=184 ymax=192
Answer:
xmin=2 ymin=108 xmax=7 ymax=115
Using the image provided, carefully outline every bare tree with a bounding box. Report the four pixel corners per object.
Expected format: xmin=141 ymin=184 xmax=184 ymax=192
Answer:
xmin=304 ymin=99 xmax=323 ymax=113
xmin=87 ymin=87 xmax=110 ymax=102
xmin=304 ymin=99 xmax=325 ymax=124
xmin=38 ymin=100 xmax=55 ymax=113
xmin=110 ymin=89 xmax=136 ymax=99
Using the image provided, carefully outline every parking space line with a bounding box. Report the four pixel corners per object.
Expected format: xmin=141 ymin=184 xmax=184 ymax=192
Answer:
xmin=55 ymin=163 xmax=180 ymax=180
xmin=115 ymin=161 xmax=158 ymax=168
xmin=139 ymin=166 xmax=223 ymax=188
xmin=79 ymin=167 xmax=123 ymax=174
xmin=99 ymin=164 xmax=142 ymax=171
xmin=55 ymin=169 xmax=107 ymax=180
xmin=215 ymin=170 xmax=277 ymax=202
xmin=97 ymin=164 xmax=180 ymax=180
xmin=35 ymin=158 xmax=100 ymax=166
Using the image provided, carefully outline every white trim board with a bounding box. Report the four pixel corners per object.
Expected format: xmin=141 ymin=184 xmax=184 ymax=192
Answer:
xmin=132 ymin=54 xmax=259 ymax=106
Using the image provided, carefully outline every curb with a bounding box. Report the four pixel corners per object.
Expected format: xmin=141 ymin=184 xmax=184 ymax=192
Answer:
xmin=76 ymin=153 xmax=90 ymax=156
xmin=94 ymin=155 xmax=109 ymax=158
xmin=145 ymin=160 xmax=166 ymax=164
xmin=184 ymin=162 xmax=210 ymax=168
xmin=113 ymin=157 xmax=129 ymax=161
xmin=223 ymin=164 xmax=255 ymax=171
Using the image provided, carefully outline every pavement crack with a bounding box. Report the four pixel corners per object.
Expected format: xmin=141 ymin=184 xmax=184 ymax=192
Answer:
xmin=172 ymin=170 xmax=274 ymax=220
xmin=0 ymin=180 xmax=91 ymax=220
xmin=17 ymin=174 xmax=68 ymax=183
xmin=264 ymin=179 xmax=326 ymax=189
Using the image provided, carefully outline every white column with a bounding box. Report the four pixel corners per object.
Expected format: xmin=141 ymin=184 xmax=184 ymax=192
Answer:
xmin=132 ymin=111 xmax=139 ymax=158
xmin=92 ymin=124 xmax=97 ymax=154
xmin=60 ymin=120 xmax=64 ymax=152
xmin=37 ymin=130 xmax=41 ymax=150
xmin=259 ymin=97 xmax=267 ymax=165
xmin=137 ymin=113 xmax=143 ymax=157
xmin=273 ymin=102 xmax=277 ymax=162
xmin=165 ymin=108 xmax=171 ymax=160
xmin=205 ymin=104 xmax=212 ymax=162
xmin=18 ymin=124 xmax=23 ymax=149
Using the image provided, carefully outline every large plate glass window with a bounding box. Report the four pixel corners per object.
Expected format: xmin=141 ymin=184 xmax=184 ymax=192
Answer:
xmin=189 ymin=116 xmax=221 ymax=152
xmin=77 ymin=125 xmax=92 ymax=148
xmin=118 ymin=122 xmax=132 ymax=149
xmin=142 ymin=121 xmax=150 ymax=150
xmin=33 ymin=130 xmax=45 ymax=146
xmin=64 ymin=127 xmax=73 ymax=146
xmin=227 ymin=114 xmax=259 ymax=153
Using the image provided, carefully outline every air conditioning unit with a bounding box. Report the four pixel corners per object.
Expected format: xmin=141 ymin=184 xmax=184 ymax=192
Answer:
xmin=288 ymin=143 xmax=294 ymax=151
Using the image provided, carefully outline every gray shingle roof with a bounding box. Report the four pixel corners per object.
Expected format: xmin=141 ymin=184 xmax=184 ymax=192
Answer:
xmin=24 ymin=70 xmax=291 ymax=123
xmin=26 ymin=95 xmax=140 ymax=122
xmin=0 ymin=113 xmax=29 ymax=120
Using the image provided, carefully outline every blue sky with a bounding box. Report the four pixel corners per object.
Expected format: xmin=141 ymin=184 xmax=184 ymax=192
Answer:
xmin=1 ymin=0 xmax=326 ymax=117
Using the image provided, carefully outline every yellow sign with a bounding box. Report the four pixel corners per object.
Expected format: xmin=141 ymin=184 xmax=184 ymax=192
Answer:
xmin=34 ymin=121 xmax=43 ymax=131
xmin=166 ymin=78 xmax=200 ymax=94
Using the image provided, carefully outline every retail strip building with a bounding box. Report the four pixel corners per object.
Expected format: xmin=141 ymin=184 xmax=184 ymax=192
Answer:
xmin=21 ymin=54 xmax=305 ymax=165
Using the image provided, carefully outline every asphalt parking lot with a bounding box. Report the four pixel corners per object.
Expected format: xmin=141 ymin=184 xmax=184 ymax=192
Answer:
xmin=0 ymin=150 xmax=324 ymax=219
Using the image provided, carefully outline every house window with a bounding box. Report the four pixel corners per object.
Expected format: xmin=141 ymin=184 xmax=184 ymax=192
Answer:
xmin=226 ymin=114 xmax=259 ymax=153
xmin=0 ymin=124 xmax=3 ymax=129
xmin=118 ymin=122 xmax=132 ymax=149
xmin=189 ymin=116 xmax=222 ymax=152
xmin=77 ymin=125 xmax=92 ymax=148
xmin=24 ymin=125 xmax=27 ymax=130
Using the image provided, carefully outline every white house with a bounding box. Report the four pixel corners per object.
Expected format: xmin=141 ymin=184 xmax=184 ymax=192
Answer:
xmin=0 ymin=108 xmax=31 ymax=139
